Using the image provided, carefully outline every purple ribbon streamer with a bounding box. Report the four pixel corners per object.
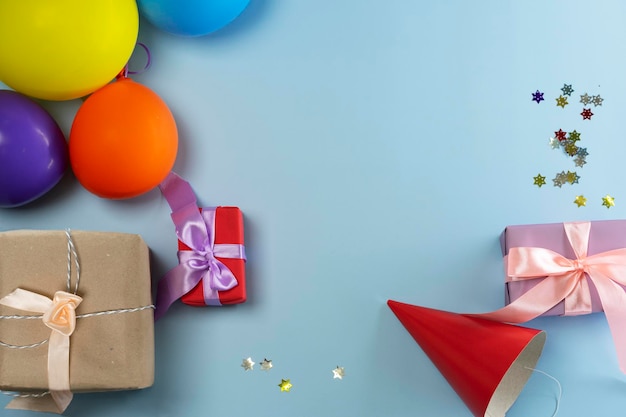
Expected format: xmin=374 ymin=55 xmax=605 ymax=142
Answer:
xmin=155 ymin=172 xmax=246 ymax=321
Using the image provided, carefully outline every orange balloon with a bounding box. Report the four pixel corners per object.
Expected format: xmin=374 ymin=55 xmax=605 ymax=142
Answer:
xmin=69 ymin=78 xmax=178 ymax=199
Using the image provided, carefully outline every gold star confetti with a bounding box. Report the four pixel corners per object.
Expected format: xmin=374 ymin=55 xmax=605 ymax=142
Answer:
xmin=533 ymin=174 xmax=546 ymax=187
xmin=332 ymin=366 xmax=345 ymax=380
xmin=555 ymin=95 xmax=568 ymax=108
xmin=564 ymin=141 xmax=578 ymax=156
xmin=260 ymin=358 xmax=273 ymax=371
xmin=565 ymin=171 xmax=580 ymax=184
xmin=278 ymin=379 xmax=293 ymax=392
xmin=602 ymin=195 xmax=615 ymax=209
xmin=568 ymin=130 xmax=581 ymax=142
xmin=574 ymin=195 xmax=587 ymax=207
xmin=241 ymin=357 xmax=255 ymax=371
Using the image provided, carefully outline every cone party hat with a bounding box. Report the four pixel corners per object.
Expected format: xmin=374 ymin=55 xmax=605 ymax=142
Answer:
xmin=387 ymin=300 xmax=546 ymax=417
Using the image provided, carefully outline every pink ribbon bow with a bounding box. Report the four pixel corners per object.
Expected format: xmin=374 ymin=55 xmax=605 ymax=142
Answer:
xmin=0 ymin=289 xmax=83 ymax=413
xmin=478 ymin=221 xmax=626 ymax=373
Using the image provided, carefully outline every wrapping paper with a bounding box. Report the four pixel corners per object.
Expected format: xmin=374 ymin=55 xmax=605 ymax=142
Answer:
xmin=155 ymin=172 xmax=247 ymax=320
xmin=0 ymin=230 xmax=154 ymax=393
xmin=502 ymin=220 xmax=626 ymax=316
xmin=180 ymin=206 xmax=246 ymax=306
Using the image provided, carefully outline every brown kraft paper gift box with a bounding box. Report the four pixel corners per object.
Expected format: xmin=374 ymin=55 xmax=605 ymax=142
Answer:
xmin=0 ymin=230 xmax=154 ymax=392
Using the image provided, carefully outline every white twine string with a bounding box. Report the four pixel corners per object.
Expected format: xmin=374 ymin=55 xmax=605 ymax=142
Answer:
xmin=65 ymin=229 xmax=80 ymax=295
xmin=0 ymin=229 xmax=154 ymax=400
xmin=525 ymin=366 xmax=562 ymax=417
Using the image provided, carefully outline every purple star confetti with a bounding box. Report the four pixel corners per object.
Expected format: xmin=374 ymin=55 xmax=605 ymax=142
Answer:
xmin=532 ymin=90 xmax=544 ymax=103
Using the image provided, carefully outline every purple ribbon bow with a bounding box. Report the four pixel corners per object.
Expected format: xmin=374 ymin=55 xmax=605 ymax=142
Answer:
xmin=155 ymin=173 xmax=246 ymax=321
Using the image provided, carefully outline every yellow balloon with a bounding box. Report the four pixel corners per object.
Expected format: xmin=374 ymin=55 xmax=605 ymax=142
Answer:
xmin=0 ymin=0 xmax=138 ymax=101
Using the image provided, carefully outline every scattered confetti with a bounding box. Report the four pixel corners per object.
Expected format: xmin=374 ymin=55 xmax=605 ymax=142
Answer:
xmin=580 ymin=93 xmax=592 ymax=105
xmin=592 ymin=95 xmax=603 ymax=107
xmin=561 ymin=84 xmax=574 ymax=96
xmin=581 ymin=108 xmax=593 ymax=120
xmin=565 ymin=171 xmax=580 ymax=184
xmin=568 ymin=130 xmax=581 ymax=142
xmin=332 ymin=366 xmax=345 ymax=380
xmin=260 ymin=359 xmax=273 ymax=371
xmin=530 ymin=83 xmax=610 ymax=204
xmin=574 ymin=156 xmax=587 ymax=167
xmin=602 ymin=195 xmax=615 ymax=209
xmin=563 ymin=141 xmax=578 ymax=156
xmin=533 ymin=174 xmax=546 ymax=187
xmin=241 ymin=357 xmax=255 ymax=371
xmin=549 ymin=137 xmax=560 ymax=149
xmin=278 ymin=379 xmax=293 ymax=392
xmin=552 ymin=172 xmax=565 ymax=188
xmin=555 ymin=129 xmax=567 ymax=141
xmin=574 ymin=195 xmax=587 ymax=207
xmin=532 ymin=90 xmax=544 ymax=103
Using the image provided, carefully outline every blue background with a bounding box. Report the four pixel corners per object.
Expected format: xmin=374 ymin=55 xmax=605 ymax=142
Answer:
xmin=2 ymin=0 xmax=626 ymax=415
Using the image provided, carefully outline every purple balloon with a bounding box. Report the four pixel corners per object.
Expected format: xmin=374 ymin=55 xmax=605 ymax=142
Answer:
xmin=0 ymin=90 xmax=68 ymax=207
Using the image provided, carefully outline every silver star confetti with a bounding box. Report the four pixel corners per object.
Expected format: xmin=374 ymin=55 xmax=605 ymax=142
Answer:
xmin=549 ymin=137 xmax=560 ymax=149
xmin=241 ymin=357 xmax=255 ymax=371
xmin=577 ymin=147 xmax=588 ymax=158
xmin=553 ymin=172 xmax=566 ymax=188
xmin=580 ymin=93 xmax=592 ymax=105
xmin=332 ymin=366 xmax=345 ymax=380
xmin=260 ymin=358 xmax=273 ymax=371
xmin=574 ymin=155 xmax=587 ymax=167
xmin=592 ymin=95 xmax=603 ymax=107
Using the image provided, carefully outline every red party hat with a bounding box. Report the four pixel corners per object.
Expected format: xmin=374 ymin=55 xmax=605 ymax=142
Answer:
xmin=387 ymin=300 xmax=546 ymax=417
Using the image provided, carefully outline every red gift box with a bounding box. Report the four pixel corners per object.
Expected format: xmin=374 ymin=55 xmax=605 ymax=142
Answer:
xmin=180 ymin=206 xmax=246 ymax=306
xmin=155 ymin=172 xmax=247 ymax=320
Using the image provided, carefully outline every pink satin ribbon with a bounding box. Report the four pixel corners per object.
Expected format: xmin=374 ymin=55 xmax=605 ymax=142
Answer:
xmin=0 ymin=289 xmax=82 ymax=413
xmin=477 ymin=221 xmax=626 ymax=373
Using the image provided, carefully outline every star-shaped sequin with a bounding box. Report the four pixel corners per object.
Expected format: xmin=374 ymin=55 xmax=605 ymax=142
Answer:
xmin=553 ymin=172 xmax=566 ymax=188
xmin=549 ymin=137 xmax=561 ymax=149
xmin=260 ymin=359 xmax=273 ymax=371
xmin=568 ymin=130 xmax=581 ymax=142
xmin=581 ymin=108 xmax=593 ymax=120
xmin=533 ymin=174 xmax=546 ymax=187
xmin=532 ymin=90 xmax=544 ymax=103
xmin=580 ymin=93 xmax=592 ymax=105
xmin=592 ymin=95 xmax=603 ymax=106
xmin=554 ymin=129 xmax=567 ymax=141
xmin=576 ymin=147 xmax=588 ymax=158
xmin=555 ymin=95 xmax=568 ymax=108
xmin=564 ymin=141 xmax=579 ymax=156
xmin=565 ymin=171 xmax=580 ymax=184
xmin=241 ymin=357 xmax=255 ymax=371
xmin=602 ymin=195 xmax=615 ymax=208
xmin=574 ymin=195 xmax=587 ymax=207
xmin=561 ymin=84 xmax=574 ymax=96
xmin=332 ymin=366 xmax=345 ymax=380
xmin=278 ymin=379 xmax=293 ymax=392
xmin=574 ymin=155 xmax=587 ymax=167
